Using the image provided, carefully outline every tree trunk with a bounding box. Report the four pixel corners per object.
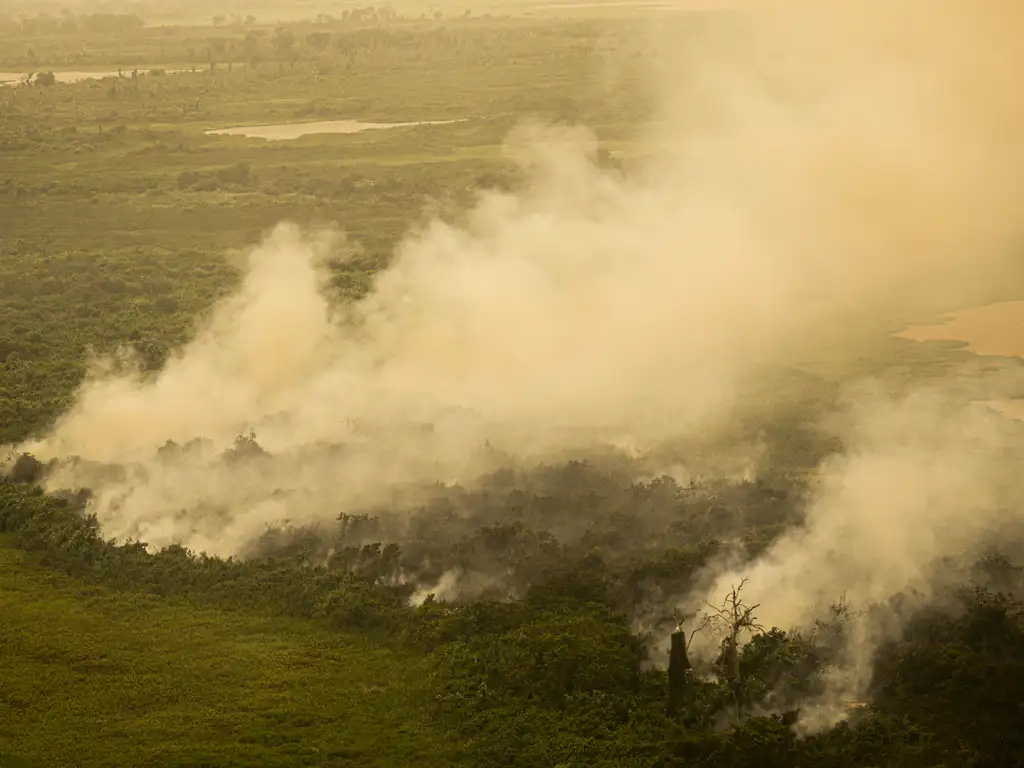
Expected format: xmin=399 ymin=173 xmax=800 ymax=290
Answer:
xmin=667 ymin=630 xmax=691 ymax=715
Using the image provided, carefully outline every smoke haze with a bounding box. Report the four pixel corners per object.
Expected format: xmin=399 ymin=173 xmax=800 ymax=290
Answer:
xmin=682 ymin=387 xmax=1024 ymax=727
xmin=10 ymin=0 xmax=1024 ymax=724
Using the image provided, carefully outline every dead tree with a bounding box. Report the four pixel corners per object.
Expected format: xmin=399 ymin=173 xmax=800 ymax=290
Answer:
xmin=667 ymin=610 xmax=711 ymax=715
xmin=705 ymin=578 xmax=765 ymax=722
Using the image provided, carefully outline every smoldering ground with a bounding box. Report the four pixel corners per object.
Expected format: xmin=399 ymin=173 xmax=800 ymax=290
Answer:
xmin=8 ymin=0 xmax=1024 ymax=732
xmin=675 ymin=387 xmax=1024 ymax=731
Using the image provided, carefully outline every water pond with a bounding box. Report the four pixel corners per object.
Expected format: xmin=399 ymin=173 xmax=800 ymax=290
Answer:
xmin=205 ymin=119 xmax=460 ymax=141
xmin=0 ymin=69 xmax=172 ymax=86
xmin=895 ymin=300 xmax=1024 ymax=358
xmin=897 ymin=299 xmax=1024 ymax=419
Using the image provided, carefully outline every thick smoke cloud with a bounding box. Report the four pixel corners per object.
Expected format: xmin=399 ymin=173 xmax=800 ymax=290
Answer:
xmin=10 ymin=1 xmax=1024 ymax=718
xmin=681 ymin=387 xmax=1024 ymax=729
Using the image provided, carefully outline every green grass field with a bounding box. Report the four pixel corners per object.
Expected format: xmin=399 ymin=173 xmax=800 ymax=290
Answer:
xmin=0 ymin=536 xmax=458 ymax=768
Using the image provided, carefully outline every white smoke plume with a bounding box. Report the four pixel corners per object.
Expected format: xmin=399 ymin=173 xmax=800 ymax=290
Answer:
xmin=682 ymin=386 xmax=1024 ymax=730
xmin=10 ymin=1 xmax=1024 ymax=700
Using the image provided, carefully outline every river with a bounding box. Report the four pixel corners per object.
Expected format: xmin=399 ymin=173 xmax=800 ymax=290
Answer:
xmin=897 ymin=300 xmax=1024 ymax=419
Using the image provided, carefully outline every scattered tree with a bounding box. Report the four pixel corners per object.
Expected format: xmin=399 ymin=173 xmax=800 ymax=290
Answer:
xmin=705 ymin=578 xmax=766 ymax=721
xmin=9 ymin=453 xmax=44 ymax=484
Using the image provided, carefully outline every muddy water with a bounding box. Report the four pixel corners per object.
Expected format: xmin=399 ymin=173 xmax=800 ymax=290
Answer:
xmin=897 ymin=300 xmax=1024 ymax=419
xmin=205 ymin=119 xmax=460 ymax=141
xmin=0 ymin=70 xmax=170 ymax=86
xmin=896 ymin=300 xmax=1024 ymax=357
xmin=534 ymin=0 xmax=773 ymax=9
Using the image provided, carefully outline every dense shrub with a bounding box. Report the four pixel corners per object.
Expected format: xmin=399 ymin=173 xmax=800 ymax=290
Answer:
xmin=3 ymin=474 xmax=1022 ymax=766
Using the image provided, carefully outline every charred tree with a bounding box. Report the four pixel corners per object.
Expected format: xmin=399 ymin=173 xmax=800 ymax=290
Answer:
xmin=667 ymin=629 xmax=692 ymax=714
xmin=667 ymin=611 xmax=710 ymax=716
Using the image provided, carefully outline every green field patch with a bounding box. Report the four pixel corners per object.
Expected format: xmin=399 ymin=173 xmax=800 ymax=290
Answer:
xmin=0 ymin=542 xmax=458 ymax=768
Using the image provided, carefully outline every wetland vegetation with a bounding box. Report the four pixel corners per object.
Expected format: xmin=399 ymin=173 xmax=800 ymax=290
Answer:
xmin=3 ymin=3 xmax=1024 ymax=767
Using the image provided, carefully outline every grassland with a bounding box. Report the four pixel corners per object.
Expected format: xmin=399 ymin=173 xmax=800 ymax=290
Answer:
xmin=0 ymin=13 xmax=657 ymax=445
xmin=0 ymin=536 xmax=459 ymax=768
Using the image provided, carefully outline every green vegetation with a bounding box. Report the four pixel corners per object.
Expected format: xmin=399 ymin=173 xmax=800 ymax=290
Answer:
xmin=0 ymin=11 xmax=652 ymax=445
xmin=0 ymin=536 xmax=458 ymax=768
xmin=3 ymin=7 xmax=1024 ymax=768
xmin=3 ymin=474 xmax=1024 ymax=767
